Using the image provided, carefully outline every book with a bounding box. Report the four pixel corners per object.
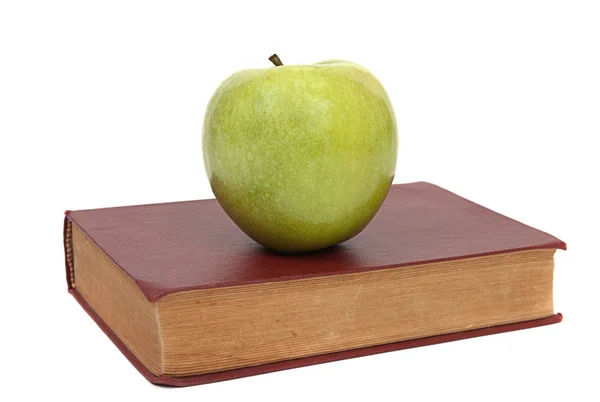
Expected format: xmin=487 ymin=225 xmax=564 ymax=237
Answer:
xmin=63 ymin=181 xmax=566 ymax=386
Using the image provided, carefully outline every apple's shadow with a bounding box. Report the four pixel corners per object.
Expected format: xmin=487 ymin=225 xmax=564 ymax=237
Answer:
xmin=256 ymin=243 xmax=346 ymax=258
xmin=236 ymin=242 xmax=365 ymax=280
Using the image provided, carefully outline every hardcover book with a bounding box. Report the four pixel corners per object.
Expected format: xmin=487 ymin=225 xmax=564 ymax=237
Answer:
xmin=63 ymin=181 xmax=565 ymax=386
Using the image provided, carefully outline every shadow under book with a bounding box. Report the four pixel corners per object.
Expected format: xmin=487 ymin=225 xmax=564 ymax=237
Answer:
xmin=63 ymin=181 xmax=566 ymax=386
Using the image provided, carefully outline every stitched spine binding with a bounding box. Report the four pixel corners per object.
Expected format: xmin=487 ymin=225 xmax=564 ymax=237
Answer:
xmin=64 ymin=211 xmax=75 ymax=289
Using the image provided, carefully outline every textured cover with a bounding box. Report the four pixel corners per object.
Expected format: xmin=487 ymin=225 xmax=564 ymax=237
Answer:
xmin=65 ymin=181 xmax=566 ymax=302
xmin=64 ymin=181 xmax=566 ymax=386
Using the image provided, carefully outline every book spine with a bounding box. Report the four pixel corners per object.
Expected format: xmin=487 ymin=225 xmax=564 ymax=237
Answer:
xmin=64 ymin=211 xmax=75 ymax=289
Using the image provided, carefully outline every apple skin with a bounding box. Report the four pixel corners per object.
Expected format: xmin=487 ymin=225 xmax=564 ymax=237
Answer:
xmin=202 ymin=59 xmax=397 ymax=253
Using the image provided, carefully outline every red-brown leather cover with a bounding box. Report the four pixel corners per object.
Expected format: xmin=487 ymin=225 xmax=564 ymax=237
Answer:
xmin=65 ymin=181 xmax=566 ymax=302
xmin=64 ymin=181 xmax=566 ymax=386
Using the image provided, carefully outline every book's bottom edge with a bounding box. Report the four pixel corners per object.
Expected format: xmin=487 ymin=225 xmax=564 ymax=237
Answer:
xmin=69 ymin=288 xmax=563 ymax=387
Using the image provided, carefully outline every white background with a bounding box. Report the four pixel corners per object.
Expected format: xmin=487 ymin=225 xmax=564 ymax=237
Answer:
xmin=1 ymin=1 xmax=598 ymax=400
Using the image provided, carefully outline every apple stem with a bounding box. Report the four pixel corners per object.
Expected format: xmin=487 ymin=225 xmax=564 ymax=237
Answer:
xmin=269 ymin=54 xmax=283 ymax=66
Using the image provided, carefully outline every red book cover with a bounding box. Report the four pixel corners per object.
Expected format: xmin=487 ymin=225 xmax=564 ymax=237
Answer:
xmin=64 ymin=181 xmax=565 ymax=386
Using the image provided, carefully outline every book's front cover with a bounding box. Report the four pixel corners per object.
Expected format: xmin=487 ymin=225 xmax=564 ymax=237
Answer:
xmin=65 ymin=182 xmax=566 ymax=302
xmin=64 ymin=181 xmax=566 ymax=386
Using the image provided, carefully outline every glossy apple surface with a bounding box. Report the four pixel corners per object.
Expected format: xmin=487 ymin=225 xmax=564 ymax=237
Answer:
xmin=203 ymin=59 xmax=397 ymax=252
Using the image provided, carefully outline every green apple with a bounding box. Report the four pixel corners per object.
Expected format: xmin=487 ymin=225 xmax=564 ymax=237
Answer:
xmin=202 ymin=55 xmax=397 ymax=253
